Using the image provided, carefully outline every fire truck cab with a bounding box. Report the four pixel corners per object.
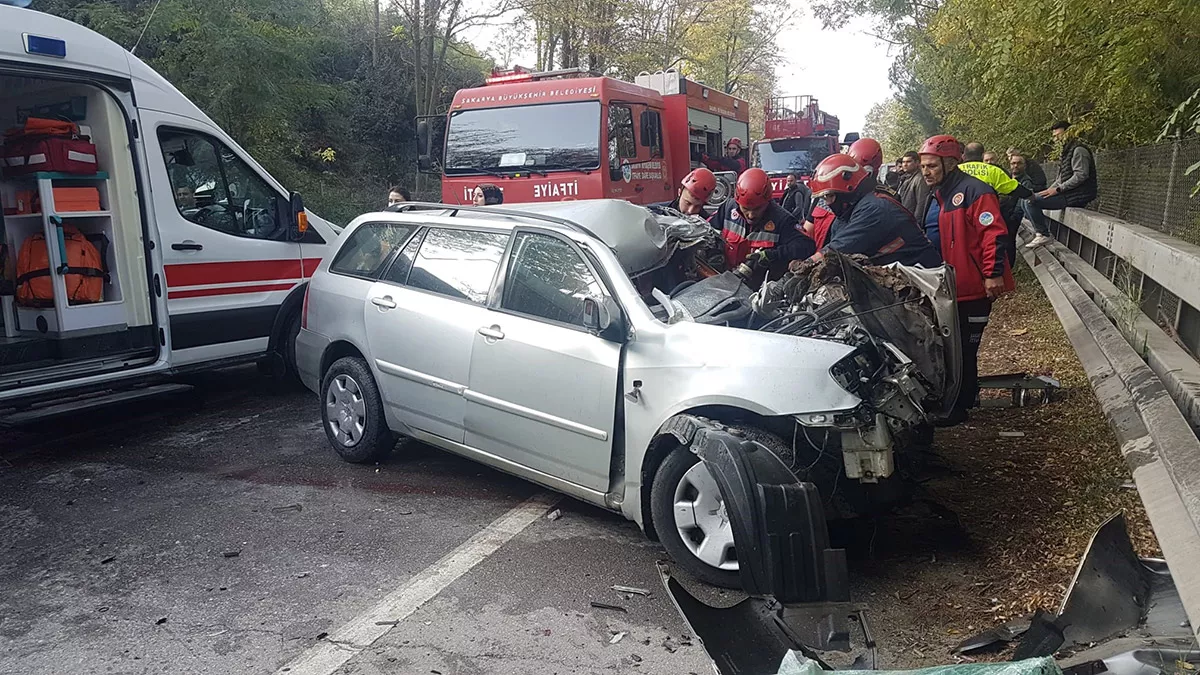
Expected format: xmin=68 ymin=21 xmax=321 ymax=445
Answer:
xmin=422 ymin=67 xmax=749 ymax=207
xmin=753 ymin=95 xmax=847 ymax=198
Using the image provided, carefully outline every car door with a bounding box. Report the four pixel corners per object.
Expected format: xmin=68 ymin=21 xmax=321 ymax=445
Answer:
xmin=464 ymin=230 xmax=621 ymax=492
xmin=364 ymin=226 xmax=508 ymax=444
xmin=143 ymin=111 xmax=302 ymax=365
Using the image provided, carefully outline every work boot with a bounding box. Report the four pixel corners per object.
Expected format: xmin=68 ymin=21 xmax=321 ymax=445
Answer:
xmin=1025 ymin=233 xmax=1053 ymax=248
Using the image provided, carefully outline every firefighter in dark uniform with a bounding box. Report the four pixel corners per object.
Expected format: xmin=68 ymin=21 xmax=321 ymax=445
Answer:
xmin=798 ymin=153 xmax=941 ymax=268
xmin=918 ymin=134 xmax=1014 ymax=425
xmin=708 ymin=168 xmax=815 ymax=282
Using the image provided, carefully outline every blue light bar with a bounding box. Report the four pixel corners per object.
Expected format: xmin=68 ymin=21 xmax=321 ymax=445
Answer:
xmin=24 ymin=34 xmax=67 ymax=58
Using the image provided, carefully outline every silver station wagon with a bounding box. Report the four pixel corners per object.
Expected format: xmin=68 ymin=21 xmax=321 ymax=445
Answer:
xmin=296 ymin=200 xmax=958 ymax=587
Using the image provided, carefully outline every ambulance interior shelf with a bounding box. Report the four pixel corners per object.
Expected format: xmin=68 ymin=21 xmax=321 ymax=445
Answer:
xmin=0 ymin=171 xmax=125 ymax=338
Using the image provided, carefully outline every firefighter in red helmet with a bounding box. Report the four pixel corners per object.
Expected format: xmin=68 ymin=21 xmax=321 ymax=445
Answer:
xmin=701 ymin=136 xmax=748 ymax=175
xmin=918 ymin=133 xmax=1014 ymax=426
xmin=657 ymin=167 xmax=717 ymax=216
xmin=708 ymin=167 xmax=814 ymax=282
xmin=847 ymin=137 xmax=884 ymax=181
xmin=799 ymin=153 xmax=940 ymax=267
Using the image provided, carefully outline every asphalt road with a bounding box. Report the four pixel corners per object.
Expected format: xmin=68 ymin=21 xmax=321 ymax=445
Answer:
xmin=0 ymin=369 xmax=717 ymax=675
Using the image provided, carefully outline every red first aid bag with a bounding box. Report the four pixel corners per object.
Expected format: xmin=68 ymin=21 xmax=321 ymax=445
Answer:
xmin=15 ymin=225 xmax=107 ymax=307
xmin=2 ymin=117 xmax=99 ymax=177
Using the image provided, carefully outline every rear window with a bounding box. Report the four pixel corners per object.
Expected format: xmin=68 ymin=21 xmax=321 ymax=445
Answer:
xmin=329 ymin=223 xmax=416 ymax=278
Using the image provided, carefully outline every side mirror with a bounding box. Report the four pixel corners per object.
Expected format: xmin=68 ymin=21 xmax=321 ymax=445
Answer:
xmin=415 ymin=114 xmax=445 ymax=175
xmin=843 ymin=132 xmax=861 ymax=144
xmin=417 ymin=118 xmax=432 ymax=172
xmin=290 ymin=192 xmax=309 ymax=237
xmin=583 ymin=295 xmax=615 ymax=335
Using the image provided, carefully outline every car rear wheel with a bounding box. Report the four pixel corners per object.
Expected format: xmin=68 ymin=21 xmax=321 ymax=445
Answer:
xmin=320 ymin=357 xmax=395 ymax=463
xmin=651 ymin=445 xmax=741 ymax=588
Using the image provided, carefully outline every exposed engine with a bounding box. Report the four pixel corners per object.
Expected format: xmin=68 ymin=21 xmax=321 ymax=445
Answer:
xmin=646 ymin=211 xmax=960 ymax=484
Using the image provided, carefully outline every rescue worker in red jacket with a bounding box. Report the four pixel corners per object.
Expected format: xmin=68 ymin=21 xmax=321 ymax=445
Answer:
xmin=799 ymin=154 xmax=941 ymax=267
xmin=702 ymin=137 xmax=748 ymax=175
xmin=918 ymin=134 xmax=1014 ymax=425
xmin=708 ymin=168 xmax=814 ymax=281
xmin=656 ymin=167 xmax=716 ymax=216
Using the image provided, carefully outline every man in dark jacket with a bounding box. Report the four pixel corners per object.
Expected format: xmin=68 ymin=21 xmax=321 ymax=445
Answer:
xmin=919 ymin=134 xmax=1014 ymax=425
xmin=797 ymin=153 xmax=941 ymax=268
xmin=780 ymin=171 xmax=811 ymax=222
xmin=897 ymin=150 xmax=928 ymax=215
xmin=1024 ymin=121 xmax=1097 ymax=248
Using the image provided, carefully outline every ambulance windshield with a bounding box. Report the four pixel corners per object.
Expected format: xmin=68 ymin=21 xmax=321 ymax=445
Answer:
xmin=444 ymin=101 xmax=602 ymax=175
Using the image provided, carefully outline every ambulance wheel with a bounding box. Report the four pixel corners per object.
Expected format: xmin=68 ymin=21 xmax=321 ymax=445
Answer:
xmin=283 ymin=309 xmax=302 ymax=380
xmin=650 ymin=446 xmax=741 ymax=588
xmin=320 ymin=357 xmax=396 ymax=463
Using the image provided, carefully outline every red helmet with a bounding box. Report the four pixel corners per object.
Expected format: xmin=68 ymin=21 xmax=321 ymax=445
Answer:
xmin=726 ymin=137 xmax=744 ymax=150
xmin=920 ymin=134 xmax=963 ymax=160
xmin=681 ymin=167 xmax=717 ymax=201
xmin=847 ymin=138 xmax=884 ymax=174
xmin=734 ymin=168 xmax=772 ymax=210
xmin=809 ymin=154 xmax=869 ymax=198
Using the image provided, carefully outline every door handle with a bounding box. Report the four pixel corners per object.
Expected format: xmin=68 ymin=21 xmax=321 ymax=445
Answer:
xmin=477 ymin=325 xmax=505 ymax=341
xmin=370 ymin=296 xmax=397 ymax=310
xmin=171 ymin=241 xmax=203 ymax=251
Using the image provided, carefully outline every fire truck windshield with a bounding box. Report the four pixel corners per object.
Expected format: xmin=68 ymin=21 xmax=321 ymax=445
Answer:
xmin=444 ymin=101 xmax=602 ymax=175
xmin=754 ymin=138 xmax=834 ymax=175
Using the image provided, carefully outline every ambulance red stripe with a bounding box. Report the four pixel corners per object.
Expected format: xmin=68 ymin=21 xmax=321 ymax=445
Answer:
xmin=167 ymin=282 xmax=297 ymax=300
xmin=164 ymin=258 xmax=323 ymax=288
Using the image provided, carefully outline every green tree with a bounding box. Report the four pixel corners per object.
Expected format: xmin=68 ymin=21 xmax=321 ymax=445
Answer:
xmin=863 ymin=98 xmax=927 ymax=161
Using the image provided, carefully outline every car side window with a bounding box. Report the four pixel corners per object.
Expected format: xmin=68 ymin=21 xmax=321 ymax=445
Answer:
xmin=382 ymin=227 xmax=425 ymax=285
xmin=329 ymin=223 xmax=416 ymax=279
xmin=406 ymin=228 xmax=508 ymax=305
xmin=159 ymin=128 xmax=285 ymax=241
xmin=502 ymin=232 xmax=605 ymax=328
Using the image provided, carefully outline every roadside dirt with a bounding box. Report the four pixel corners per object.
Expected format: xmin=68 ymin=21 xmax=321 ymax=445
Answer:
xmin=840 ymin=262 xmax=1159 ymax=667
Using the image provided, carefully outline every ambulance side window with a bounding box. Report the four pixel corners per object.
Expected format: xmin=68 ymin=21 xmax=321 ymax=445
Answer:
xmin=607 ymin=104 xmax=636 ymax=180
xmin=159 ymin=128 xmax=286 ymax=241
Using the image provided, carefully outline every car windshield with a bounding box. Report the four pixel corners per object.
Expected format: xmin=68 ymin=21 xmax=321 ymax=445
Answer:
xmin=754 ymin=138 xmax=834 ymax=175
xmin=444 ymin=101 xmax=602 ymax=175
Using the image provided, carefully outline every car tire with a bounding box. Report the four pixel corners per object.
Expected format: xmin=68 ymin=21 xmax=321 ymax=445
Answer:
xmin=320 ymin=356 xmax=395 ymax=464
xmin=651 ymin=445 xmax=742 ymax=589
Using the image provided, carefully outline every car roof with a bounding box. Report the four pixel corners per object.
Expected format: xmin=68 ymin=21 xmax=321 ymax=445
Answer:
xmin=354 ymin=199 xmax=671 ymax=277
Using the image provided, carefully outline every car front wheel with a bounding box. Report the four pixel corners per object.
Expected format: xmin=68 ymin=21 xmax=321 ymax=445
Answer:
xmin=651 ymin=446 xmax=741 ymax=588
xmin=320 ymin=356 xmax=395 ymax=463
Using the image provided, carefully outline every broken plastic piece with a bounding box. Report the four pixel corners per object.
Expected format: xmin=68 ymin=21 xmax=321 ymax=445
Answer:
xmin=610 ymin=632 xmax=627 ymax=644
xmin=954 ymin=616 xmax=1033 ymax=654
xmin=612 ymin=585 xmax=651 ymax=596
xmin=590 ymin=601 xmax=626 ymax=612
xmin=546 ymin=509 xmax=562 ymax=521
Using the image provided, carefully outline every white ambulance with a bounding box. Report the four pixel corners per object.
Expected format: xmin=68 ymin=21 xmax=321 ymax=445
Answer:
xmin=0 ymin=6 xmax=341 ymax=419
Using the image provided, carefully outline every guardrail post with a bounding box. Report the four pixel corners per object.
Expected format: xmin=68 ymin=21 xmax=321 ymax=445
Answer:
xmin=1163 ymin=136 xmax=1181 ymax=234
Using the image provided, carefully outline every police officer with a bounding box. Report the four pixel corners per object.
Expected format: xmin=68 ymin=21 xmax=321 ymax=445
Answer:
xmin=918 ymin=134 xmax=1014 ymax=425
xmin=799 ymin=153 xmax=941 ymax=268
xmin=658 ymin=168 xmax=717 ymax=216
xmin=709 ymin=168 xmax=814 ymax=281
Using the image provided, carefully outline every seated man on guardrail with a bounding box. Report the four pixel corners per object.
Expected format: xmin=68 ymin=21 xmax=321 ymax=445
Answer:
xmin=1023 ymin=121 xmax=1098 ymax=249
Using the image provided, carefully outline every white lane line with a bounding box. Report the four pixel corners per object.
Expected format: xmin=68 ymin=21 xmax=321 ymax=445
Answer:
xmin=275 ymin=492 xmax=560 ymax=675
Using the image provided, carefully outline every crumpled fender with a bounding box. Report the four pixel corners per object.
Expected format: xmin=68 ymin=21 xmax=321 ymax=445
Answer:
xmin=663 ymin=415 xmax=848 ymax=603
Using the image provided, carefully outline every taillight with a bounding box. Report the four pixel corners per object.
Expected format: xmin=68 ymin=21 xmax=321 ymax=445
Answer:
xmin=301 ymin=285 xmax=310 ymax=329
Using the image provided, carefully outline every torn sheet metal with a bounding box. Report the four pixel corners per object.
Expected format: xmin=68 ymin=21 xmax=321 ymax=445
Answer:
xmin=977 ymin=373 xmax=1061 ymax=408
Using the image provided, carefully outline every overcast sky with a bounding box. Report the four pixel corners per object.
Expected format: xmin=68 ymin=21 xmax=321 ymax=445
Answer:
xmin=465 ymin=8 xmax=895 ymax=134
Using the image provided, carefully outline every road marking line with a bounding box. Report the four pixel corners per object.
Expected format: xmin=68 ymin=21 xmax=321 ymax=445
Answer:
xmin=274 ymin=492 xmax=561 ymax=675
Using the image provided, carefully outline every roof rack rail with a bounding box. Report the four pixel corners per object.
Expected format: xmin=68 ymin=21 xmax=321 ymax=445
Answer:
xmin=386 ymin=201 xmax=603 ymax=242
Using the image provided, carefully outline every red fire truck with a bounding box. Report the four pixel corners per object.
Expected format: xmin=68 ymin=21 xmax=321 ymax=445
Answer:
xmin=418 ymin=67 xmax=750 ymax=206
xmin=752 ymin=95 xmax=852 ymax=198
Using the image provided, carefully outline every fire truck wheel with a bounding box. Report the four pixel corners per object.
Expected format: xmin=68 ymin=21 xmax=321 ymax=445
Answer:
xmin=651 ymin=446 xmax=741 ymax=588
xmin=320 ymin=357 xmax=396 ymax=463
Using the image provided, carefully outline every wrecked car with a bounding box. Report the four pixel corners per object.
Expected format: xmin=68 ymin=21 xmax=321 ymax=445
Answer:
xmin=296 ymin=199 xmax=958 ymax=587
